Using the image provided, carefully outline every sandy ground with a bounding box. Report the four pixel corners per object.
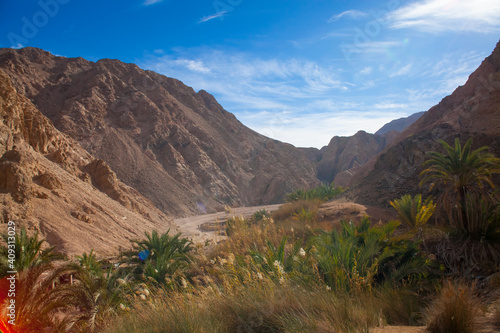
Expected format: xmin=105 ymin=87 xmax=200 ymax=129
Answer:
xmin=174 ymin=204 xmax=282 ymax=243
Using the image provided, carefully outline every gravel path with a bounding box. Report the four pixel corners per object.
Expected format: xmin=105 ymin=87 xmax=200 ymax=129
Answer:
xmin=174 ymin=204 xmax=282 ymax=243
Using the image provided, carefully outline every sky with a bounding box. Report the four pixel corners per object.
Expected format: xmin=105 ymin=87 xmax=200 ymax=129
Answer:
xmin=1 ymin=0 xmax=499 ymax=148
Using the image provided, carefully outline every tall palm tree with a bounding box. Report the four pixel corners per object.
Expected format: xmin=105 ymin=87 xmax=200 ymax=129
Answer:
xmin=420 ymin=138 xmax=500 ymax=234
xmin=0 ymin=262 xmax=81 ymax=332
xmin=0 ymin=227 xmax=61 ymax=277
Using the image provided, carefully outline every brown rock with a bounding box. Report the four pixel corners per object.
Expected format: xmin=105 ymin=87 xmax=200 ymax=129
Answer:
xmin=0 ymin=48 xmax=319 ymax=217
xmin=0 ymin=69 xmax=173 ymax=257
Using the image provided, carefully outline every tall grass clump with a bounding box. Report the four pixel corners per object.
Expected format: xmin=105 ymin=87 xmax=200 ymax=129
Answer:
xmin=272 ymin=199 xmax=321 ymax=222
xmin=426 ymin=280 xmax=480 ymax=333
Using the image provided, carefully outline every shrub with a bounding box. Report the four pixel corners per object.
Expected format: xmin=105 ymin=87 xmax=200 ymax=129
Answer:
xmin=251 ymin=209 xmax=270 ymax=222
xmin=426 ymin=280 xmax=480 ymax=333
xmin=286 ymin=183 xmax=345 ymax=202
xmin=272 ymin=199 xmax=321 ymax=222
xmin=390 ymin=194 xmax=436 ymax=231
xmin=311 ymin=217 xmax=430 ymax=293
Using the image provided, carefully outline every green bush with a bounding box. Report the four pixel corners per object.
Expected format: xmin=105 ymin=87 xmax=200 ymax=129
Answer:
xmin=310 ymin=217 xmax=430 ymax=293
xmin=390 ymin=194 xmax=436 ymax=231
xmin=286 ymin=183 xmax=345 ymax=202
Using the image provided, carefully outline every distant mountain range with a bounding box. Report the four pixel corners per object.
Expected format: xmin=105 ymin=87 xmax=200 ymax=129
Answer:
xmin=375 ymin=112 xmax=425 ymax=136
xmin=1 ymin=40 xmax=498 ymax=255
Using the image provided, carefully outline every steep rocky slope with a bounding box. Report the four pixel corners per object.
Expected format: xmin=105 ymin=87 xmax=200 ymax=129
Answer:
xmin=345 ymin=41 xmax=500 ymax=206
xmin=0 ymin=48 xmax=319 ymax=216
xmin=316 ymin=130 xmax=388 ymax=184
xmin=0 ymin=69 xmax=173 ymax=256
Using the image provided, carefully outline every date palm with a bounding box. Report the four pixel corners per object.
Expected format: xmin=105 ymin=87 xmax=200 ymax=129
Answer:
xmin=420 ymin=138 xmax=500 ymax=234
xmin=0 ymin=227 xmax=61 ymax=277
xmin=0 ymin=262 xmax=81 ymax=332
xmin=121 ymin=229 xmax=193 ymax=285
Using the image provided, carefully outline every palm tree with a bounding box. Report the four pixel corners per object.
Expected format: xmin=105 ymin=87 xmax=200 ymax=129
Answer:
xmin=121 ymin=229 xmax=193 ymax=285
xmin=0 ymin=262 xmax=81 ymax=332
xmin=76 ymin=250 xmax=103 ymax=276
xmin=390 ymin=194 xmax=436 ymax=231
xmin=420 ymin=138 xmax=500 ymax=234
xmin=66 ymin=268 xmax=131 ymax=332
xmin=0 ymin=227 xmax=61 ymax=277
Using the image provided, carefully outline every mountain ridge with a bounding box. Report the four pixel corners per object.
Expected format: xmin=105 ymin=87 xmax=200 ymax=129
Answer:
xmin=0 ymin=47 xmax=320 ymax=216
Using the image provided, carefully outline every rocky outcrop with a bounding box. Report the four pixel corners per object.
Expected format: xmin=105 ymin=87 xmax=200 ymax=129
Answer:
xmin=0 ymin=48 xmax=319 ymax=216
xmin=316 ymin=131 xmax=388 ymax=185
xmin=0 ymin=69 xmax=173 ymax=256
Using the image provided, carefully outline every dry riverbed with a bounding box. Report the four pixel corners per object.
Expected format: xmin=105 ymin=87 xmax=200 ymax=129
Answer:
xmin=174 ymin=204 xmax=282 ymax=244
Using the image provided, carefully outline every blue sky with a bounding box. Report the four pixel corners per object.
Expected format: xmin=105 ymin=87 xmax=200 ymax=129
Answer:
xmin=1 ymin=0 xmax=499 ymax=148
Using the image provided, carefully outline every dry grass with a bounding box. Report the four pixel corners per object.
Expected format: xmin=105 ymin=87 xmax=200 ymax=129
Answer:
xmin=102 ymin=281 xmax=382 ymax=333
xmin=271 ymin=199 xmax=322 ymax=222
xmin=426 ymin=280 xmax=481 ymax=333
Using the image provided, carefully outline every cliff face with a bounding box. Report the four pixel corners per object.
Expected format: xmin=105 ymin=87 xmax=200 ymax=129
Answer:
xmin=346 ymin=41 xmax=500 ymax=206
xmin=0 ymin=47 xmax=319 ymax=216
xmin=317 ymin=130 xmax=388 ymax=185
xmin=0 ymin=69 xmax=173 ymax=256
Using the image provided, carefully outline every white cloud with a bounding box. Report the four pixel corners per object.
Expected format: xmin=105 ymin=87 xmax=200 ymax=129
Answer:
xmin=198 ymin=11 xmax=228 ymax=23
xmin=238 ymin=111 xmax=402 ymax=148
xmin=139 ymin=45 xmax=484 ymax=148
xmin=406 ymin=51 xmax=486 ymax=105
xmin=144 ymin=0 xmax=163 ymax=5
xmin=389 ymin=63 xmax=413 ymax=77
xmin=348 ymin=41 xmax=404 ymax=55
xmin=360 ymin=67 xmax=372 ymax=75
xmin=389 ymin=0 xmax=500 ymax=33
xmin=374 ymin=102 xmax=408 ymax=109
xmin=328 ymin=10 xmax=368 ymax=23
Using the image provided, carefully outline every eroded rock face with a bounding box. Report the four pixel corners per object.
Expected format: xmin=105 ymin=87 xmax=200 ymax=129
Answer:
xmin=0 ymin=47 xmax=319 ymax=216
xmin=316 ymin=131 xmax=388 ymax=186
xmin=0 ymin=69 xmax=173 ymax=256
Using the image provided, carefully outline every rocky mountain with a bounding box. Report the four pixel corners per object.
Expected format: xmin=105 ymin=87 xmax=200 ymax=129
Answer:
xmin=0 ymin=47 xmax=319 ymax=217
xmin=0 ymin=69 xmax=173 ymax=256
xmin=345 ymin=40 xmax=500 ymax=206
xmin=375 ymin=111 xmax=425 ymax=136
xmin=316 ymin=130 xmax=388 ymax=185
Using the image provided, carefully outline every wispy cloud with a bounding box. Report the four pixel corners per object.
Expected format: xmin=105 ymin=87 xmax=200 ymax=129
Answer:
xmin=349 ymin=41 xmax=404 ymax=55
xmin=238 ymin=111 xmax=402 ymax=148
xmin=143 ymin=0 xmax=163 ymax=6
xmin=328 ymin=10 xmax=367 ymax=23
xmin=406 ymin=51 xmax=486 ymax=102
xmin=360 ymin=67 xmax=373 ymax=75
xmin=198 ymin=11 xmax=228 ymax=23
xmin=389 ymin=63 xmax=413 ymax=78
xmin=389 ymin=0 xmax=500 ymax=33
xmin=139 ymin=45 xmax=486 ymax=148
xmin=374 ymin=102 xmax=408 ymax=110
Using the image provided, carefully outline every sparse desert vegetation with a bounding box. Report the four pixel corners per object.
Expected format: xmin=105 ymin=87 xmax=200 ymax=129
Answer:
xmin=1 ymin=139 xmax=499 ymax=333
